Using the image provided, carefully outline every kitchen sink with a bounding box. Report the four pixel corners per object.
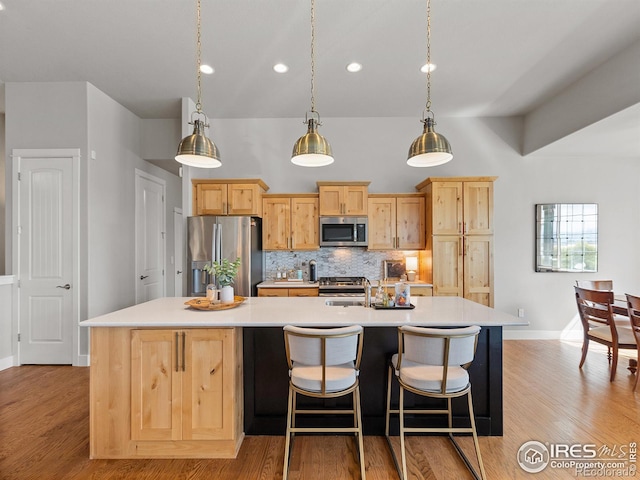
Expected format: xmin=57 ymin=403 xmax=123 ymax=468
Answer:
xmin=325 ymin=300 xmax=365 ymax=307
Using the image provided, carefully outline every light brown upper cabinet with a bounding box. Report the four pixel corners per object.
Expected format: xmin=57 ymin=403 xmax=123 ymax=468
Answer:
xmin=367 ymin=194 xmax=425 ymax=250
xmin=192 ymin=179 xmax=269 ymax=216
xmin=262 ymin=194 xmax=319 ymax=251
xmin=417 ymin=177 xmax=497 ymax=307
xmin=423 ymin=179 xmax=494 ymax=236
xmin=317 ymin=182 xmax=369 ymax=216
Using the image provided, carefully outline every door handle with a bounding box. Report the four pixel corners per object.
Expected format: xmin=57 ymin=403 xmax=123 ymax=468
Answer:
xmin=177 ymin=270 xmax=182 ymax=275
xmin=140 ymin=275 xmax=149 ymax=280
xmin=56 ymin=284 xmax=71 ymax=290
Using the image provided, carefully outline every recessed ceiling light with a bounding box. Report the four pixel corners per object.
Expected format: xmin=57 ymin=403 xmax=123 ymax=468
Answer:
xmin=273 ymin=63 xmax=289 ymax=73
xmin=0 ymin=2 xmax=5 ymax=10
xmin=420 ymin=63 xmax=437 ymax=73
xmin=200 ymin=64 xmax=214 ymax=74
xmin=346 ymin=62 xmax=362 ymax=73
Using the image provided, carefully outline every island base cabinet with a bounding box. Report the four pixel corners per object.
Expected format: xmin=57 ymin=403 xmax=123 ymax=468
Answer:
xmin=90 ymin=327 xmax=244 ymax=459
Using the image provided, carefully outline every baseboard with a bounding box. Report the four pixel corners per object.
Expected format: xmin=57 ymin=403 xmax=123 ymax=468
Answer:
xmin=503 ymin=329 xmax=582 ymax=341
xmin=0 ymin=355 xmax=90 ymax=369
xmin=0 ymin=356 xmax=16 ymax=371
xmin=75 ymin=354 xmax=90 ymax=367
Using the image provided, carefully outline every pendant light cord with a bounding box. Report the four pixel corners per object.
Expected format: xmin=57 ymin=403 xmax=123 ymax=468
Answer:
xmin=310 ymin=0 xmax=316 ymax=115
xmin=425 ymin=0 xmax=432 ymax=116
xmin=195 ymin=0 xmax=203 ymax=114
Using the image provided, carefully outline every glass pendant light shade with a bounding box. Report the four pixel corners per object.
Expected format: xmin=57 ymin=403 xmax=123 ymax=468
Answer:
xmin=291 ymin=118 xmax=334 ymax=167
xmin=407 ymin=117 xmax=452 ymax=167
xmin=176 ymin=119 xmax=221 ymax=168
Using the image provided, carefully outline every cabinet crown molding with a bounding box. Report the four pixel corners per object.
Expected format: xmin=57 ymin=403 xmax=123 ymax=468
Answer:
xmin=316 ymin=181 xmax=371 ymax=187
xmin=262 ymin=193 xmax=319 ymax=198
xmin=415 ymin=176 xmax=497 ymax=191
xmin=191 ymin=178 xmax=269 ymax=191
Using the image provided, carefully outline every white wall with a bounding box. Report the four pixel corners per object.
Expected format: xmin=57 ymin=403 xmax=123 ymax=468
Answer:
xmin=183 ymin=114 xmax=640 ymax=337
xmin=4 ymin=82 xmax=182 ymax=362
xmin=86 ymin=85 xmax=181 ymax=318
xmin=0 ymin=114 xmax=5 ymax=275
xmin=3 ymin=79 xmax=638 ymax=359
xmin=84 ymin=85 xmax=181 ymax=355
xmin=4 ymin=82 xmax=89 ymax=272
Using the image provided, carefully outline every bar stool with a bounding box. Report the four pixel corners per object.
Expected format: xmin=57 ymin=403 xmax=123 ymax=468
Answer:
xmin=385 ymin=325 xmax=486 ymax=480
xmin=282 ymin=324 xmax=366 ymax=480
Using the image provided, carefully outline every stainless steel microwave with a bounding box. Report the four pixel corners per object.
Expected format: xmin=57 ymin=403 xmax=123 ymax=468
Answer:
xmin=319 ymin=216 xmax=368 ymax=247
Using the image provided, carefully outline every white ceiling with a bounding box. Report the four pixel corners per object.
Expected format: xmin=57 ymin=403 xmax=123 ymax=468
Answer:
xmin=1 ymin=0 xmax=639 ymax=157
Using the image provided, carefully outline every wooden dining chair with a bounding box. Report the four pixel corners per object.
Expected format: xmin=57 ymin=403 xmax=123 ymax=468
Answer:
xmin=625 ymin=294 xmax=640 ymax=390
xmin=576 ymin=280 xmax=613 ymax=291
xmin=575 ymin=280 xmax=629 ymax=362
xmin=574 ymin=286 xmax=637 ymax=381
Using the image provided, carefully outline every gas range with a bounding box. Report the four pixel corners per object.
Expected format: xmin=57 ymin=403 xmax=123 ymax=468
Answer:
xmin=318 ymin=276 xmax=367 ymax=297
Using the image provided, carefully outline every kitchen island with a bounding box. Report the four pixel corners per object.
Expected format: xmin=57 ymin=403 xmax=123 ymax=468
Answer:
xmin=81 ymin=296 xmax=525 ymax=458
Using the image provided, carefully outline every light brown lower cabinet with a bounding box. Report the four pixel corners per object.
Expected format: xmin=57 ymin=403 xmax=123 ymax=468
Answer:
xmin=408 ymin=286 xmax=433 ymax=296
xmin=257 ymin=287 xmax=319 ymax=297
xmin=383 ymin=285 xmax=433 ymax=297
xmin=90 ymin=327 xmax=243 ymax=459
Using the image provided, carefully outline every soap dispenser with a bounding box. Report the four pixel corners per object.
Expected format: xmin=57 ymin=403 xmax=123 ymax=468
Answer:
xmin=309 ymin=260 xmax=317 ymax=283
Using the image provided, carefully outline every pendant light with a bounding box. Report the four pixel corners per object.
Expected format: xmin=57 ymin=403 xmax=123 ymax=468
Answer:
xmin=176 ymin=0 xmax=221 ymax=168
xmin=291 ymin=0 xmax=334 ymax=167
xmin=407 ymin=0 xmax=452 ymax=167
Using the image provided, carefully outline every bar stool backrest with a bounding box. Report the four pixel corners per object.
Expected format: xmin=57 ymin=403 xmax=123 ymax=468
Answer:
xmin=284 ymin=325 xmax=363 ymax=369
xmin=400 ymin=325 xmax=480 ymax=369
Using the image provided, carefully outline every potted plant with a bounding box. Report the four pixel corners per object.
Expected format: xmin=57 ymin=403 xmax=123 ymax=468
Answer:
xmin=203 ymin=257 xmax=241 ymax=303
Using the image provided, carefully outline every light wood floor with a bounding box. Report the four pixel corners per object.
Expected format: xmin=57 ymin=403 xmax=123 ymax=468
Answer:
xmin=0 ymin=340 xmax=638 ymax=479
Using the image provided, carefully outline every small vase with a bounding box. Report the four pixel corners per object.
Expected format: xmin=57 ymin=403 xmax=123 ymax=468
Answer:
xmin=220 ymin=285 xmax=234 ymax=304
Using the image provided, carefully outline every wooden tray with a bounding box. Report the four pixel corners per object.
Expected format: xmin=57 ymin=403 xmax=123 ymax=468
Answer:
xmin=184 ymin=296 xmax=246 ymax=311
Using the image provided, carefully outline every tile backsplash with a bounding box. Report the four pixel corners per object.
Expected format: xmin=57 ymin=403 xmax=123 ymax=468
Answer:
xmin=264 ymin=248 xmax=414 ymax=281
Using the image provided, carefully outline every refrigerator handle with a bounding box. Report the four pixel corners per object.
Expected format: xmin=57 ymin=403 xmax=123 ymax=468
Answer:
xmin=216 ymin=223 xmax=222 ymax=263
xmin=211 ymin=223 xmax=217 ymax=286
xmin=212 ymin=223 xmax=217 ymax=264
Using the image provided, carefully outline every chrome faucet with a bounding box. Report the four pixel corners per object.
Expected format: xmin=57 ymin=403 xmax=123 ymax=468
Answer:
xmin=364 ymin=278 xmax=372 ymax=308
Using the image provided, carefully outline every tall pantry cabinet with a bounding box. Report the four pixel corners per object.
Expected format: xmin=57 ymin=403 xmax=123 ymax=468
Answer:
xmin=417 ymin=177 xmax=497 ymax=307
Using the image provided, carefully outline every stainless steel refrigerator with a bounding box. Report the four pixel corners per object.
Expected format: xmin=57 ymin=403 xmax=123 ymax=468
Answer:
xmin=187 ymin=216 xmax=263 ymax=297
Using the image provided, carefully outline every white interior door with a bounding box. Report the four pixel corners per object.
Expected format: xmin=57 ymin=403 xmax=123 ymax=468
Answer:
xmin=17 ymin=155 xmax=74 ymax=364
xmin=173 ymin=208 xmax=184 ymax=297
xmin=135 ymin=170 xmax=166 ymax=304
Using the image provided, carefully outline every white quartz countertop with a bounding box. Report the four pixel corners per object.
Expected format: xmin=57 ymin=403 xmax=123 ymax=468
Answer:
xmin=257 ymin=281 xmax=319 ymax=289
xmin=80 ymin=296 xmax=527 ymax=328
